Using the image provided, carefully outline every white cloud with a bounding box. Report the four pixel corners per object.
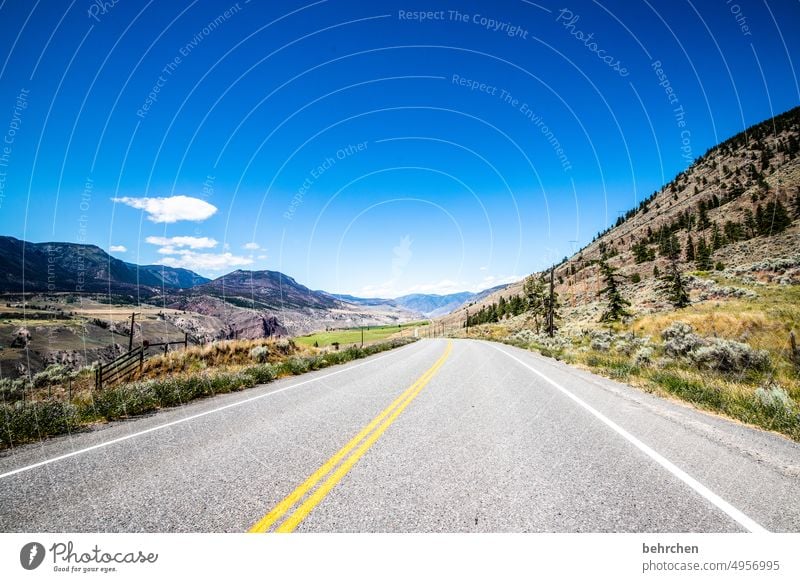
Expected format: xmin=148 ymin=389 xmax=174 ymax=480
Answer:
xmin=109 ymin=245 xmax=127 ymax=253
xmin=156 ymin=251 xmax=253 ymax=273
xmin=257 ymin=254 xmax=268 ymax=260
xmin=145 ymin=235 xmax=218 ymax=249
xmin=243 ymin=242 xmax=260 ymax=250
xmin=113 ymin=195 xmax=217 ymax=223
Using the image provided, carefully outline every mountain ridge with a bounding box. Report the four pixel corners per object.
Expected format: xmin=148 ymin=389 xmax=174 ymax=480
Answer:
xmin=438 ymin=104 xmax=800 ymax=329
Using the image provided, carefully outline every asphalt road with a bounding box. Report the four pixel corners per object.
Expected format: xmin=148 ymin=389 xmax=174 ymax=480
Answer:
xmin=1 ymin=338 xmax=798 ymax=532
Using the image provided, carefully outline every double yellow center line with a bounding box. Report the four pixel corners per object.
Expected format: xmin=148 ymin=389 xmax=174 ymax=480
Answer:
xmin=249 ymin=340 xmax=453 ymax=533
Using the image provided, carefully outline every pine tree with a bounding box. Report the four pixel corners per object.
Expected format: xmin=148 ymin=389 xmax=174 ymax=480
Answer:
xmin=509 ymin=294 xmax=523 ymax=316
xmin=697 ymin=200 xmax=710 ymax=230
xmin=543 ymin=270 xmax=561 ymax=336
xmin=723 ymin=220 xmax=743 ymax=243
xmin=711 ymin=222 xmax=724 ymax=250
xmin=497 ymin=296 xmax=507 ymax=319
xmin=755 ymin=204 xmax=766 ymax=235
xmin=659 ymin=257 xmax=690 ymax=308
xmin=743 ymin=208 xmax=757 ymax=238
xmin=685 ymin=234 xmax=695 ymax=262
xmin=597 ymin=258 xmax=630 ymax=322
xmin=632 ymin=240 xmax=652 ymax=263
xmin=523 ymin=274 xmax=547 ymax=333
xmin=758 ymin=200 xmax=792 ymax=235
xmin=794 ymin=188 xmax=800 ymax=218
xmin=695 ymin=236 xmax=713 ymax=271
xmin=666 ymin=232 xmax=681 ymax=259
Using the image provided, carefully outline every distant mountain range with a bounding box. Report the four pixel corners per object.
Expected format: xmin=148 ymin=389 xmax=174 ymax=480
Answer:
xmin=391 ymin=292 xmax=474 ymax=317
xmin=330 ymin=285 xmax=512 ymax=317
xmin=0 ymin=235 xmax=505 ymax=328
xmin=0 ymin=236 xmax=209 ymax=294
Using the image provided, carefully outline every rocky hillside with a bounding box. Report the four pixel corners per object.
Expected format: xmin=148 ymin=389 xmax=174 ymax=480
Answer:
xmin=441 ymin=105 xmax=800 ymax=330
xmin=188 ymin=269 xmax=340 ymax=311
xmin=0 ymin=237 xmax=209 ymax=294
xmin=133 ymin=264 xmax=210 ymax=289
xmin=0 ymin=247 xmax=421 ymax=377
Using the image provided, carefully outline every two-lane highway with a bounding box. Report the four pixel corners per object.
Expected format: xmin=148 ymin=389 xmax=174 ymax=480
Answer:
xmin=1 ymin=339 xmax=798 ymax=532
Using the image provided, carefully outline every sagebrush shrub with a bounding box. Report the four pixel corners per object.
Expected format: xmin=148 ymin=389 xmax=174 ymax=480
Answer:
xmin=590 ymin=330 xmax=614 ymax=352
xmin=754 ymin=383 xmax=795 ymax=414
xmin=689 ymin=338 xmax=770 ymax=372
xmin=248 ymin=346 xmax=270 ymax=363
xmin=633 ymin=347 xmax=654 ymax=367
xmin=661 ymin=322 xmax=702 ymax=357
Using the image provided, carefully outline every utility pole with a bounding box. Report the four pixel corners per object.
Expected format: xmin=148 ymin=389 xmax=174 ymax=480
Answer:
xmin=547 ymin=267 xmax=555 ymax=338
xmin=361 ymin=326 xmax=364 ymax=347
xmin=465 ymin=308 xmax=469 ymax=335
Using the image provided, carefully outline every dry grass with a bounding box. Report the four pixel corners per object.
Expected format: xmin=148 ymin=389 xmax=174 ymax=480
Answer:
xmin=138 ymin=338 xmax=300 ymax=379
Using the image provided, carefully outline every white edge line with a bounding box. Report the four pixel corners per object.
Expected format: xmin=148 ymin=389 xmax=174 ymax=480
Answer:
xmin=486 ymin=341 xmax=768 ymax=533
xmin=0 ymin=341 xmax=423 ymax=480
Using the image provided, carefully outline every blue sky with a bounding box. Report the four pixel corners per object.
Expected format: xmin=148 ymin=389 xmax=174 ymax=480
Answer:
xmin=0 ymin=0 xmax=798 ymax=297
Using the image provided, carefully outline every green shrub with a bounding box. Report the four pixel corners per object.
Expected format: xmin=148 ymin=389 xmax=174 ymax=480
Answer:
xmin=244 ymin=364 xmax=278 ymax=384
xmin=0 ymin=401 xmax=80 ymax=446
xmin=31 ymin=363 xmax=73 ymax=388
xmin=286 ymin=356 xmax=310 ymax=375
xmin=324 ymin=351 xmax=352 ymax=365
xmin=0 ymin=377 xmax=27 ymax=402
xmin=92 ymin=382 xmax=159 ymax=419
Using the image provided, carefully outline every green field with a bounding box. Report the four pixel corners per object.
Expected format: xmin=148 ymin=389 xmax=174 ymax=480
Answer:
xmin=294 ymin=322 xmax=429 ymax=347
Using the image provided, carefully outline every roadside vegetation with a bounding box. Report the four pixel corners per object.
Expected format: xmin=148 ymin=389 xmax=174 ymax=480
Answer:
xmin=460 ymin=278 xmax=800 ymax=442
xmin=0 ymin=336 xmax=417 ymax=448
xmin=294 ymin=321 xmax=428 ymax=348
